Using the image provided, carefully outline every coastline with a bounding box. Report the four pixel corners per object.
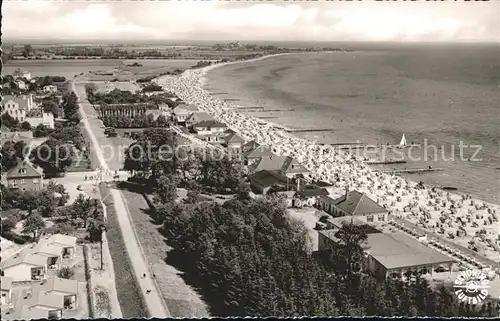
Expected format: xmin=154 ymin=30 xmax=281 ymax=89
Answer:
xmin=154 ymin=55 xmax=500 ymax=266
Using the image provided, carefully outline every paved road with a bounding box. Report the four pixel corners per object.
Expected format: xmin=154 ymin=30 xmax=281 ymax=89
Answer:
xmin=72 ymin=79 xmax=170 ymax=317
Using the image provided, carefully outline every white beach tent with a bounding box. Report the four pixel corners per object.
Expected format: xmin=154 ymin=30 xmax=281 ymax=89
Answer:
xmin=399 ymin=133 xmax=408 ymax=147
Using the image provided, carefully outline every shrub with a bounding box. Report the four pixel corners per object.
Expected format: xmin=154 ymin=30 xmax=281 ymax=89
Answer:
xmin=57 ymin=267 xmax=75 ymax=279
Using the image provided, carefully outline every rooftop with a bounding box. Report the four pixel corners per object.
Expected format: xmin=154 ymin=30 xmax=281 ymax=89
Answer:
xmin=32 ymin=277 xmax=79 ymax=295
xmin=367 ymin=232 xmax=455 ymax=270
xmin=194 ymin=120 xmax=227 ymax=128
xmin=14 ymin=305 xmax=50 ymax=320
xmin=31 ymin=242 xmax=63 ymax=257
xmin=332 ymin=190 xmax=387 ymax=216
xmin=41 ymin=234 xmax=77 ymax=248
xmin=249 ymin=170 xmax=288 ymax=188
xmin=242 ymin=142 xmax=274 ymax=159
xmin=298 ymin=188 xmax=329 ymax=198
xmin=6 ymin=160 xmax=44 ymax=179
xmin=1 ymin=249 xmax=47 ymax=270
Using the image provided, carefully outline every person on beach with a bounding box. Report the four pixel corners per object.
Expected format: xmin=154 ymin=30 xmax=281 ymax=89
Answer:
xmin=143 ymin=273 xmax=146 ymax=278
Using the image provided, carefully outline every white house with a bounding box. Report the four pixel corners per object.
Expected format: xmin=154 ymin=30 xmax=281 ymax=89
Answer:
xmin=192 ymin=120 xmax=227 ymax=136
xmin=43 ymin=85 xmax=58 ymax=93
xmin=172 ymin=104 xmax=199 ymax=124
xmin=26 ymin=111 xmax=55 ymax=129
xmin=13 ymin=69 xmax=31 ymax=80
xmin=31 ymin=242 xmax=63 ymax=270
xmin=1 ymin=94 xmax=35 ymax=122
xmin=0 ymin=250 xmax=47 ymax=282
xmin=223 ymin=130 xmax=245 ymax=149
xmin=32 ymin=277 xmax=79 ymax=310
xmin=40 ymin=234 xmax=77 ymax=259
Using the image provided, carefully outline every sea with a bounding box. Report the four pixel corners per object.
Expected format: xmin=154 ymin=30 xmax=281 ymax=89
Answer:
xmin=204 ymin=43 xmax=500 ymax=204
xmin=3 ymin=43 xmax=499 ymax=204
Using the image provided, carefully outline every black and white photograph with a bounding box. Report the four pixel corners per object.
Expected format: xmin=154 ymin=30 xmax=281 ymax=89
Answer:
xmin=1 ymin=0 xmax=499 ymax=319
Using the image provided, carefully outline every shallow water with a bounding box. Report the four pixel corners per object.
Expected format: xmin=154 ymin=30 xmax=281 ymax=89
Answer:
xmin=205 ymin=44 xmax=500 ymax=204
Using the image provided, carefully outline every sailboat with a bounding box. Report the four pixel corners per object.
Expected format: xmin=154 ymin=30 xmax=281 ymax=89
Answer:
xmin=399 ymin=133 xmax=408 ymax=147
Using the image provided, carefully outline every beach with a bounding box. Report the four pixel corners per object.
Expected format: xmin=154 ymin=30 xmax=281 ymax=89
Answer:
xmin=154 ymin=54 xmax=500 ymax=266
xmin=204 ymin=48 xmax=500 ymax=205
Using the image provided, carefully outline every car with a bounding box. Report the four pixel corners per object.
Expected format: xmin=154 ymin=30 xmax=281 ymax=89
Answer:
xmin=77 ymin=185 xmax=83 ymax=191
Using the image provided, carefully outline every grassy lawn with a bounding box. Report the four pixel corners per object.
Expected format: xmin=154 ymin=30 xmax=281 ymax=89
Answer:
xmin=99 ymin=183 xmax=148 ymax=318
xmin=120 ymin=188 xmax=209 ymax=317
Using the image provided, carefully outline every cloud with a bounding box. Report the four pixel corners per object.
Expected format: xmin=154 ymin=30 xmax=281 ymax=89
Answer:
xmin=3 ymin=1 xmax=498 ymax=42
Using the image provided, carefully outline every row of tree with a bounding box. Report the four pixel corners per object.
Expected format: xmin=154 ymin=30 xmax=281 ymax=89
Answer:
xmin=101 ymin=114 xmax=170 ymax=128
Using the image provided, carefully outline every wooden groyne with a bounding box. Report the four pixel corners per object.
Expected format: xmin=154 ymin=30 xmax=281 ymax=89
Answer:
xmin=286 ymin=128 xmax=335 ymax=133
xmin=382 ymin=168 xmax=444 ymax=174
xmin=236 ymin=106 xmax=264 ymax=110
xmin=365 ymin=160 xmax=407 ymax=165
xmin=223 ymin=98 xmax=240 ymax=102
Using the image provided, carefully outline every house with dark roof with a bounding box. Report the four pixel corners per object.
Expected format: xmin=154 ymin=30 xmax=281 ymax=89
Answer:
xmin=5 ymin=160 xmax=44 ymax=191
xmin=249 ymin=170 xmax=289 ymax=195
xmin=241 ymin=141 xmax=274 ymax=165
xmin=248 ymin=155 xmax=310 ymax=178
xmin=318 ymin=190 xmax=388 ymax=223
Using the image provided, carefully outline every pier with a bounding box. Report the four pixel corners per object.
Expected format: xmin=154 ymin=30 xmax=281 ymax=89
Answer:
xmin=381 ymin=168 xmax=444 ymax=174
xmin=365 ymin=160 xmax=407 ymax=165
xmin=286 ymin=128 xmax=335 ymax=133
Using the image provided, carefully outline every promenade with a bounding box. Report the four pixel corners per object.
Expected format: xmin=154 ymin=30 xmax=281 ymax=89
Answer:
xmin=72 ymin=78 xmax=170 ymax=317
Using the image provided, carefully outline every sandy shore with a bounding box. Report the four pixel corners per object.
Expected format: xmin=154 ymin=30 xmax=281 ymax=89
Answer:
xmin=154 ymin=55 xmax=500 ymax=266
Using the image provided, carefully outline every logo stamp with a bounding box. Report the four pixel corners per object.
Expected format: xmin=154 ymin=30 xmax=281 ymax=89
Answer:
xmin=453 ymin=269 xmax=490 ymax=305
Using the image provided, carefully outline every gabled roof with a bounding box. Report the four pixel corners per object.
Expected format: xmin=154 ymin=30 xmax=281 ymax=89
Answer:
xmin=173 ymin=104 xmax=199 ymax=115
xmin=1 ymin=95 xmax=31 ymax=110
xmin=281 ymin=156 xmax=309 ymax=174
xmin=6 ymin=160 xmax=43 ymax=179
xmin=242 ymin=141 xmax=274 ymax=159
xmin=249 ymin=170 xmax=288 ymax=188
xmin=332 ymin=190 xmax=387 ymax=216
xmin=193 ymin=120 xmax=227 ymax=128
xmin=1 ymin=249 xmax=47 ymax=269
xmin=248 ymin=155 xmax=288 ymax=173
xmin=2 ymin=131 xmax=34 ymax=141
xmin=25 ymin=290 xmax=64 ymax=309
xmin=33 ymin=277 xmax=79 ymax=295
xmin=298 ymin=188 xmax=329 ymax=198
xmin=32 ymin=242 xmax=63 ymax=257
xmin=225 ymin=131 xmax=244 ymax=144
xmin=15 ymin=306 xmax=50 ymax=320
xmin=1 ymin=276 xmax=13 ymax=291
xmin=186 ymin=111 xmax=214 ymax=124
xmin=42 ymin=234 xmax=77 ymax=248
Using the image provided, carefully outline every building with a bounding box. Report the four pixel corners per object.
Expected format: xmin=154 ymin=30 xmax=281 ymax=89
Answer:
xmin=32 ymin=277 xmax=79 ymax=310
xmin=249 ymin=170 xmax=289 ymax=194
xmin=1 ymin=276 xmax=13 ymax=305
xmin=318 ymin=190 xmax=389 ymax=223
xmin=241 ymin=141 xmax=274 ymax=165
xmin=14 ymin=291 xmax=63 ymax=319
xmin=26 ymin=111 xmax=55 ymax=129
xmin=0 ymin=250 xmax=47 ymax=282
xmin=43 ymin=85 xmax=58 ymax=93
xmin=31 ymin=243 xmax=63 ymax=271
xmin=5 ymin=160 xmax=44 ymax=191
xmin=13 ymin=69 xmax=31 ymax=80
xmin=40 ymin=234 xmax=77 ymax=259
xmin=172 ymin=104 xmax=199 ymax=124
xmin=296 ymin=188 xmax=330 ymax=207
xmin=318 ymin=230 xmax=454 ymax=280
xmin=192 ymin=120 xmax=227 ymax=135
xmin=197 ymin=132 xmax=227 ymax=144
xmin=223 ymin=130 xmax=245 ymax=149
xmin=15 ymin=79 xmax=27 ymax=90
xmin=248 ymin=155 xmax=310 ymax=178
xmin=1 ymin=95 xmax=35 ymax=122
xmin=185 ymin=112 xmax=215 ymax=128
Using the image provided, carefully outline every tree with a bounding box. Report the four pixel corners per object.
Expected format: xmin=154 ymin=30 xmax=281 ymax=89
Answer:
xmin=86 ymin=217 xmax=106 ymax=242
xmin=42 ymin=100 xmax=59 ymax=117
xmin=21 ymin=121 xmax=32 ymax=130
xmin=84 ymin=83 xmax=98 ymax=97
xmin=1 ymin=217 xmax=18 ymax=236
xmin=31 ymin=138 xmax=73 ymax=175
xmin=70 ymin=194 xmax=93 ymax=227
xmin=23 ymin=45 xmax=33 ymax=57
xmin=153 ymin=175 xmax=178 ymax=204
xmin=22 ymin=213 xmax=46 ymax=241
xmin=57 ymin=267 xmax=74 ymax=279
xmin=36 ymin=190 xmax=59 ymax=217
xmin=34 ymin=124 xmax=54 ymax=137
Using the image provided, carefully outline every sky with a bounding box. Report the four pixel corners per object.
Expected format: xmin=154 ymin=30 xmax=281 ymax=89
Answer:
xmin=3 ymin=1 xmax=499 ymax=43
